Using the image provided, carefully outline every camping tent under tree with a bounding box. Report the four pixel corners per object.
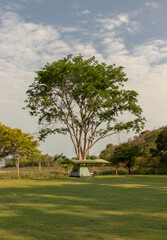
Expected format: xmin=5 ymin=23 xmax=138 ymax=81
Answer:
xmin=68 ymin=159 xmax=110 ymax=177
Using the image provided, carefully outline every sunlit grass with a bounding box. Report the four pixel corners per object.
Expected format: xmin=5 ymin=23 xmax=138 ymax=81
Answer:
xmin=0 ymin=176 xmax=167 ymax=239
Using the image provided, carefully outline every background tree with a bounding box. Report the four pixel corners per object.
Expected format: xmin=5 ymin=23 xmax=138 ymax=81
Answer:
xmin=135 ymin=130 xmax=160 ymax=173
xmin=99 ymin=144 xmax=116 ymax=161
xmin=0 ymin=123 xmax=41 ymax=176
xmin=39 ymin=154 xmax=55 ymax=167
xmin=0 ymin=123 xmax=15 ymax=159
xmin=111 ymin=141 xmax=142 ymax=174
xmin=99 ymin=128 xmax=161 ymax=174
xmin=132 ymin=129 xmax=163 ymax=173
xmin=25 ymin=54 xmax=145 ymax=160
xmin=5 ymin=154 xmax=55 ymax=174
xmin=151 ymin=127 xmax=167 ymax=166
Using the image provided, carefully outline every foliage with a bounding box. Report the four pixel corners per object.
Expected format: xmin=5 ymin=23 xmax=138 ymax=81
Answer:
xmin=0 ymin=123 xmax=15 ymax=159
xmin=5 ymin=154 xmax=55 ymax=168
xmin=25 ymin=54 xmax=145 ymax=160
xmin=5 ymin=156 xmax=30 ymax=168
xmin=54 ymin=154 xmax=72 ymax=172
xmin=54 ymin=153 xmax=70 ymax=163
xmin=111 ymin=141 xmax=142 ymax=174
xmin=86 ymin=155 xmax=97 ymax=159
xmin=156 ymin=127 xmax=167 ymax=151
xmin=151 ymin=127 xmax=167 ymax=165
xmin=38 ymin=154 xmax=55 ymax=167
xmin=99 ymin=143 xmax=116 ymax=160
xmin=0 ymin=123 xmax=41 ymax=160
xmin=100 ymin=127 xmax=167 ymax=174
xmin=138 ymin=130 xmax=159 ymax=156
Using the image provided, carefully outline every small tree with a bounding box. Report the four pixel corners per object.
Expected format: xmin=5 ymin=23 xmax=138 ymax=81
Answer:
xmin=12 ymin=130 xmax=41 ymax=177
xmin=0 ymin=123 xmax=41 ymax=177
xmin=25 ymin=54 xmax=145 ymax=160
xmin=111 ymin=141 xmax=142 ymax=174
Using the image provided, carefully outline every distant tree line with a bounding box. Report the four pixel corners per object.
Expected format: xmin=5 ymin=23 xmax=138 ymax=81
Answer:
xmin=5 ymin=154 xmax=56 ymax=168
xmin=100 ymin=126 xmax=167 ymax=174
xmin=2 ymin=121 xmax=167 ymax=175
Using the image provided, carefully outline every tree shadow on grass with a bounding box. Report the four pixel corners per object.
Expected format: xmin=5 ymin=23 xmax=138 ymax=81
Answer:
xmin=0 ymin=177 xmax=167 ymax=240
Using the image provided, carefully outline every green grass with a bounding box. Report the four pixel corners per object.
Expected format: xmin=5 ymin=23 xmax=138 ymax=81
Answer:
xmin=0 ymin=176 xmax=167 ymax=240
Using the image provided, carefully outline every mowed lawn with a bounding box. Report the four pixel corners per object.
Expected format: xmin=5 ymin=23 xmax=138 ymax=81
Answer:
xmin=0 ymin=176 xmax=167 ymax=240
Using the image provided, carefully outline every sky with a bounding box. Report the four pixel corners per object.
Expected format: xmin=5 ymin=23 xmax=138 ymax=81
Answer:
xmin=0 ymin=0 xmax=167 ymax=157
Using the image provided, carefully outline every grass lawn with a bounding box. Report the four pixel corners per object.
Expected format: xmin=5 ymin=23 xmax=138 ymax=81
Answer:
xmin=0 ymin=176 xmax=167 ymax=240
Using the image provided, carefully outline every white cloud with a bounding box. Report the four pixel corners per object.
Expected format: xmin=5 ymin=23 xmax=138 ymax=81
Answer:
xmin=0 ymin=11 xmax=71 ymax=65
xmin=71 ymin=42 xmax=103 ymax=61
xmin=3 ymin=3 xmax=23 ymax=11
xmin=133 ymin=40 xmax=167 ymax=64
xmin=58 ymin=26 xmax=80 ymax=33
xmin=92 ymin=19 xmax=167 ymax=132
xmin=97 ymin=13 xmax=141 ymax=35
xmin=80 ymin=10 xmax=91 ymax=15
xmin=33 ymin=0 xmax=43 ymax=3
xmin=72 ymin=0 xmax=81 ymax=10
xmin=97 ymin=13 xmax=129 ymax=31
xmin=145 ymin=2 xmax=160 ymax=9
xmin=102 ymin=38 xmax=129 ymax=55
xmin=75 ymin=9 xmax=91 ymax=17
xmin=0 ymin=10 xmax=71 ymax=133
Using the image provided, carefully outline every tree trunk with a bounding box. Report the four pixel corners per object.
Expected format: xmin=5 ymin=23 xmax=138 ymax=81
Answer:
xmin=78 ymin=151 xmax=82 ymax=160
xmin=78 ymin=149 xmax=89 ymax=160
xmin=128 ymin=166 xmax=131 ymax=175
xmin=83 ymin=150 xmax=89 ymax=160
xmin=16 ymin=155 xmax=20 ymax=178
xmin=38 ymin=162 xmax=41 ymax=173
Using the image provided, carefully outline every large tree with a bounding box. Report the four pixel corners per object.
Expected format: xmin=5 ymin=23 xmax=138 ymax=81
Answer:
xmin=25 ymin=54 xmax=145 ymax=160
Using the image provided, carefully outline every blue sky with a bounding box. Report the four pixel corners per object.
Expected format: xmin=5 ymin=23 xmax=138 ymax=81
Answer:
xmin=0 ymin=0 xmax=167 ymax=157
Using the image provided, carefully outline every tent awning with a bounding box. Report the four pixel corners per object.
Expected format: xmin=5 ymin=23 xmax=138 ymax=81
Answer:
xmin=68 ymin=159 xmax=110 ymax=165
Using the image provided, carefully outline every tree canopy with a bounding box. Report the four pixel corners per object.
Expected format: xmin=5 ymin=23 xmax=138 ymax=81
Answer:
xmin=25 ymin=54 xmax=145 ymax=160
xmin=152 ymin=127 xmax=167 ymax=165
xmin=99 ymin=127 xmax=167 ymax=174
xmin=0 ymin=123 xmax=40 ymax=160
xmin=111 ymin=141 xmax=142 ymax=174
xmin=99 ymin=144 xmax=116 ymax=161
